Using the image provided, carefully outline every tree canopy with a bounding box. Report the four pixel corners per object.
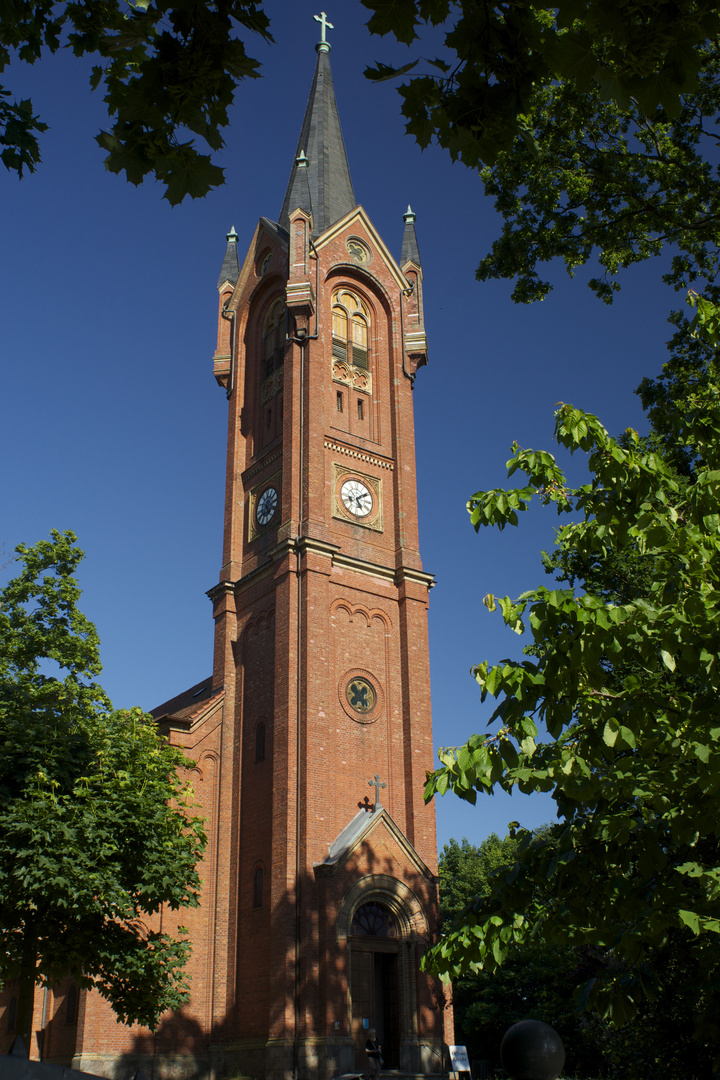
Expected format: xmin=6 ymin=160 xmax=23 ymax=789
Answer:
xmin=422 ymin=389 xmax=720 ymax=1043
xmin=363 ymin=1 xmax=720 ymax=316
xmin=439 ymin=835 xmax=604 ymax=1077
xmin=439 ymin=834 xmax=716 ymax=1078
xmin=1 ymin=0 xmax=271 ymax=204
xmin=0 ymin=531 xmax=207 ymax=1046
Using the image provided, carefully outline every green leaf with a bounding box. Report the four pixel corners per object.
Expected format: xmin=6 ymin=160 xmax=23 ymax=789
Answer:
xmin=660 ymin=649 xmax=676 ymax=672
xmin=362 ymin=0 xmax=423 ymax=43
xmin=678 ymin=909 xmax=701 ymax=935
xmin=602 ymin=721 xmax=618 ymax=747
xmin=364 ymin=59 xmax=418 ymax=82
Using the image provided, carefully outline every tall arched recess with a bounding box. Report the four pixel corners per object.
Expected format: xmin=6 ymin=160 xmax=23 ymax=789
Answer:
xmin=337 ymin=874 xmax=429 ymax=1072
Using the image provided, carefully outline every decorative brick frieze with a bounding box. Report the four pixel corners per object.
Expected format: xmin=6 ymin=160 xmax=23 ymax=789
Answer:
xmin=324 ymin=440 xmax=393 ymax=471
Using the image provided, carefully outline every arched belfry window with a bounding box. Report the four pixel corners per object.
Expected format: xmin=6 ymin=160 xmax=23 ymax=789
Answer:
xmin=262 ymin=299 xmax=285 ymax=381
xmin=351 ymin=901 xmax=397 ymax=938
xmin=332 ymin=289 xmax=369 ymax=371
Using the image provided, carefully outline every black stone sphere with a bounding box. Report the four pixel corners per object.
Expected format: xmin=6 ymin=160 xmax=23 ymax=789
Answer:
xmin=500 ymin=1020 xmax=565 ymax=1080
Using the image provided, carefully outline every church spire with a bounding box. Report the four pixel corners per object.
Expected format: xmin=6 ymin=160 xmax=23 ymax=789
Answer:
xmin=279 ymin=16 xmax=357 ymax=236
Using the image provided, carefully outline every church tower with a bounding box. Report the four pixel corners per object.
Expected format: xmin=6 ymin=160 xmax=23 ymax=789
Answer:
xmin=203 ymin=20 xmax=449 ymax=1077
xmin=7 ymin=17 xmax=451 ymax=1080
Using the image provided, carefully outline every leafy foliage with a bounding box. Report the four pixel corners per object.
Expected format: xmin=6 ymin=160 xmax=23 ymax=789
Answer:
xmin=440 ymin=837 xmax=718 ymax=1078
xmin=0 ymin=1 xmax=271 ymax=203
xmin=439 ymin=836 xmax=584 ymax=1071
xmin=0 ymin=531 xmax=207 ymax=1043
xmin=363 ymin=1 xmax=720 ymax=328
xmin=363 ymin=1 xmax=719 ymax=162
xmin=439 ymin=834 xmax=521 ymax=925
xmin=423 ymin=394 xmax=720 ymax=1041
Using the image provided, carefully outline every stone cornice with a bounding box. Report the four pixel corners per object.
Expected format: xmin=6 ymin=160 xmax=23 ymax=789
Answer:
xmin=206 ymin=579 xmax=236 ymax=603
xmin=331 ymin=551 xmax=435 ymax=590
xmin=208 ymin=542 xmax=434 ymax=600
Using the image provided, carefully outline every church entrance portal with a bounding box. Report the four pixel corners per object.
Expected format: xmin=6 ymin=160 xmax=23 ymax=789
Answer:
xmin=350 ymin=902 xmax=400 ymax=1070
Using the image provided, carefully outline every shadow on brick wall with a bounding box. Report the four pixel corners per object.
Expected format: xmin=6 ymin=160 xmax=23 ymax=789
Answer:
xmin=2 ymin=822 xmax=447 ymax=1080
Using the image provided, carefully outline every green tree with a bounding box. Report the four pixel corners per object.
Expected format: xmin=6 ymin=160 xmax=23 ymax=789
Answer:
xmin=440 ymin=834 xmax=520 ymax=924
xmin=422 ymin=392 xmax=720 ymax=1051
xmin=0 ymin=530 xmax=207 ymax=1047
xmin=363 ymin=1 xmax=720 ymax=391
xmin=1 ymin=0 xmax=271 ymax=204
xmin=440 ymin=835 xmax=609 ymax=1077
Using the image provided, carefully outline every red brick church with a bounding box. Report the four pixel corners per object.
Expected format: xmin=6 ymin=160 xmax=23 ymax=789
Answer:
xmin=2 ymin=16 xmax=453 ymax=1078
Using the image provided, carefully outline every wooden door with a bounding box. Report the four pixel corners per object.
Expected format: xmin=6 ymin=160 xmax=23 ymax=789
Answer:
xmin=375 ymin=952 xmax=399 ymax=1068
xmin=351 ymin=950 xmax=374 ymax=1069
xmin=351 ymin=948 xmax=400 ymax=1070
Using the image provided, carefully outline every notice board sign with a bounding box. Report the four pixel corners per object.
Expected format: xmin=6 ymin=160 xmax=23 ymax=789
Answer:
xmin=449 ymin=1045 xmax=471 ymax=1074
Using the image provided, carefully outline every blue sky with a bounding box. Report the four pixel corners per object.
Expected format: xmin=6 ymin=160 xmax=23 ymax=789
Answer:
xmin=1 ymin=1 xmax=676 ymax=851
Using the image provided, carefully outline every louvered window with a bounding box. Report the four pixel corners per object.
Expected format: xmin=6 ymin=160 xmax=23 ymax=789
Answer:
xmin=332 ymin=289 xmax=369 ymax=371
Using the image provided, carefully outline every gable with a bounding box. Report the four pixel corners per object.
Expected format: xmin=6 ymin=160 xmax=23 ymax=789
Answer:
xmin=313 ymin=807 xmax=435 ymax=883
xmin=314 ymin=207 xmax=410 ymax=293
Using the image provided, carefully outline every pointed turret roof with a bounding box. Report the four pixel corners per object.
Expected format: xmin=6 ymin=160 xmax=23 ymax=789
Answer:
xmin=279 ymin=40 xmax=357 ymax=236
xmin=401 ymin=206 xmax=421 ymax=267
xmin=217 ymin=225 xmax=240 ymax=288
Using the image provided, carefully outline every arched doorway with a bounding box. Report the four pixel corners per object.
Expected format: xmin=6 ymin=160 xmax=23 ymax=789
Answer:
xmin=350 ymin=901 xmax=400 ymax=1070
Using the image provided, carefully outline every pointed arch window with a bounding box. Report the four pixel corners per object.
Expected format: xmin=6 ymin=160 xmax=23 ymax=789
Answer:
xmin=253 ymin=866 xmax=264 ymax=909
xmin=332 ymin=289 xmax=370 ymax=371
xmin=255 ymin=721 xmax=266 ymax=762
xmin=262 ymin=299 xmax=285 ymax=381
xmin=66 ymin=984 xmax=78 ymax=1024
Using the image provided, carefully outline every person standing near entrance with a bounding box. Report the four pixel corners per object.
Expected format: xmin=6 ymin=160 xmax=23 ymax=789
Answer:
xmin=366 ymin=1029 xmax=382 ymax=1078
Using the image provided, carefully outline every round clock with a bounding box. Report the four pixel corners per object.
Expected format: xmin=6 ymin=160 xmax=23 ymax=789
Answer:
xmin=256 ymin=486 xmax=278 ymax=527
xmin=341 ymin=479 xmax=373 ymax=518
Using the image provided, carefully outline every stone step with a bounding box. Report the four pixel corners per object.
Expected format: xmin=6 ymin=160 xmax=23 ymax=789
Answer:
xmin=338 ymin=1073 xmax=448 ymax=1079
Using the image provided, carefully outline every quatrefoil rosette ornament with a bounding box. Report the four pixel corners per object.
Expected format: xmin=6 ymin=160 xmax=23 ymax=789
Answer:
xmin=339 ymin=668 xmax=384 ymax=725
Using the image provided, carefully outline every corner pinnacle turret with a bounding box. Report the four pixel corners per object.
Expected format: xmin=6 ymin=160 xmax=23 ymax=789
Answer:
xmin=401 ymin=206 xmax=421 ymax=267
xmin=217 ymin=225 xmax=239 ymax=288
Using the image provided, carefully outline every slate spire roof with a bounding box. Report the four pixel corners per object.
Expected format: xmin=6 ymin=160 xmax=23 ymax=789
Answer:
xmin=217 ymin=225 xmax=240 ymax=288
xmin=401 ymin=205 xmax=422 ymax=267
xmin=279 ymin=42 xmax=357 ymax=236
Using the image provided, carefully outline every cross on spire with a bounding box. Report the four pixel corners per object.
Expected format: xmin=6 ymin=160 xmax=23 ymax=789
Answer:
xmin=314 ymin=11 xmax=334 ymax=51
xmin=368 ymin=774 xmax=386 ymax=811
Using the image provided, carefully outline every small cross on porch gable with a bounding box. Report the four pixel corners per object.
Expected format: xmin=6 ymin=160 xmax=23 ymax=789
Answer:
xmin=368 ymin=773 xmax=386 ymax=811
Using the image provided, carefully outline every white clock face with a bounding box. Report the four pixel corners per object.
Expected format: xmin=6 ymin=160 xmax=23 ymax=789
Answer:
xmin=256 ymin=487 xmax=278 ymax=526
xmin=341 ymin=479 xmax=373 ymax=518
